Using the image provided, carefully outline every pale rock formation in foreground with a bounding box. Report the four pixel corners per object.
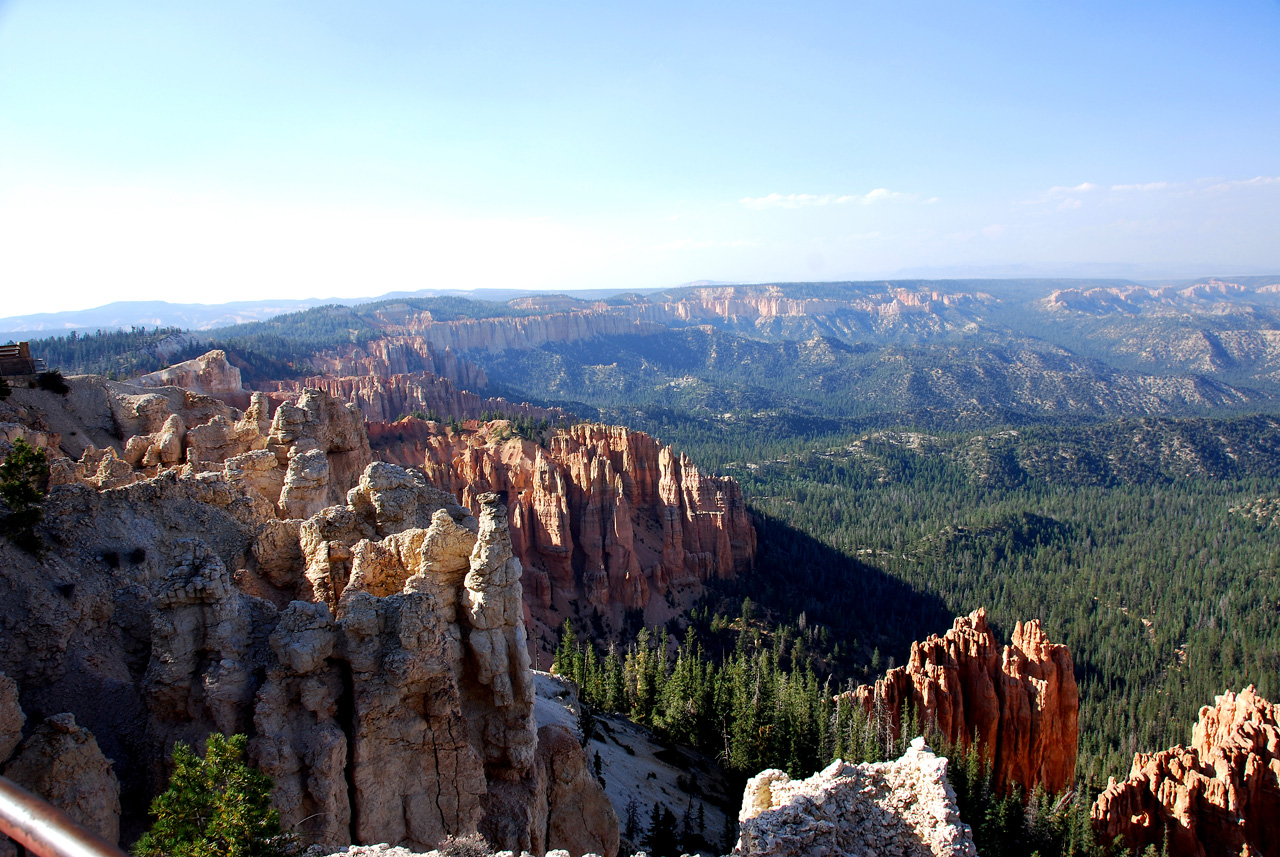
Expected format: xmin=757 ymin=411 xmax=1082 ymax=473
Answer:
xmin=1092 ymin=685 xmax=1280 ymax=857
xmin=1 ymin=712 xmax=122 ymax=846
xmin=734 ymin=738 xmax=977 ymax=857
xmin=851 ymin=608 xmax=1078 ymax=795
xmin=0 ymin=370 xmax=617 ymax=855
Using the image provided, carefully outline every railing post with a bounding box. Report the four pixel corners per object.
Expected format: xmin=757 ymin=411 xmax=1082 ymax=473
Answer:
xmin=0 ymin=776 xmax=128 ymax=857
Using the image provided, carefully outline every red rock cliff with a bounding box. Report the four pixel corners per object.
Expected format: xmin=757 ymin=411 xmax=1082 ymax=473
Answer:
xmin=1092 ymin=686 xmax=1280 ymax=857
xmin=370 ymin=419 xmax=756 ymax=655
xmin=851 ymin=608 xmax=1078 ymax=795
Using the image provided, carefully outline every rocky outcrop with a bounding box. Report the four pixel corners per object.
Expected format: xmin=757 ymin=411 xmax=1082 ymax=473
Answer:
xmin=312 ymin=317 xmax=661 ymax=362
xmin=734 ymin=738 xmax=976 ymax=857
xmin=1092 ymin=686 xmax=1280 ymax=857
xmin=134 ymin=350 xmax=245 ymax=397
xmin=303 ymin=338 xmax=489 ymax=390
xmin=626 ymin=284 xmax=993 ymax=331
xmin=851 ymin=608 xmax=1078 ymax=795
xmin=268 ymin=388 xmax=373 ymax=508
xmin=0 ymin=671 xmax=25 ymax=762
xmin=373 ymin=420 xmax=756 ymax=655
xmin=296 ymin=285 xmax=995 ymax=367
xmin=531 ymin=725 xmax=619 ymax=857
xmin=266 ymin=372 xmax=563 ymax=425
xmin=48 ymin=383 xmax=373 ymax=523
xmin=252 ymin=486 xmax=612 ymax=854
xmin=2 ymin=713 xmax=122 ymax=845
xmin=2 ymin=427 xmax=616 ymax=855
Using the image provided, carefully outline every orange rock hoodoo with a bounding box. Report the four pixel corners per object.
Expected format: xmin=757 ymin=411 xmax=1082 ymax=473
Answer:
xmin=851 ymin=608 xmax=1079 ymax=795
xmin=1092 ymin=686 xmax=1280 ymax=857
xmin=371 ymin=419 xmax=757 ymax=653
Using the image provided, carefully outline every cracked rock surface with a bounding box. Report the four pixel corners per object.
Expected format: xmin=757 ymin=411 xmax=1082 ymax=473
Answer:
xmin=733 ymin=738 xmax=976 ymax=857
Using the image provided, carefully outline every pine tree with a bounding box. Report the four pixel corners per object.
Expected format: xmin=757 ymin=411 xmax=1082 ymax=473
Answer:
xmin=133 ymin=733 xmax=294 ymax=857
xmin=0 ymin=437 xmax=49 ymax=554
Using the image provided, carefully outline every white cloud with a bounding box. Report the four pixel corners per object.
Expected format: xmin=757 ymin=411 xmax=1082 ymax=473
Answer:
xmin=1057 ymin=198 xmax=1084 ymax=211
xmin=1206 ymin=176 xmax=1280 ymax=192
xmin=1111 ymin=181 xmax=1169 ymax=192
xmin=1020 ymin=182 xmax=1098 ymax=206
xmin=1047 ymin=182 xmax=1098 ymax=196
xmin=739 ymin=188 xmax=913 ymax=209
xmin=981 ymin=224 xmax=1006 ymax=237
xmin=860 ymin=188 xmax=904 ymax=204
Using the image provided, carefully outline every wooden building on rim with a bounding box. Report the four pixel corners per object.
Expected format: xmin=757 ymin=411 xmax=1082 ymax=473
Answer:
xmin=0 ymin=342 xmax=46 ymax=377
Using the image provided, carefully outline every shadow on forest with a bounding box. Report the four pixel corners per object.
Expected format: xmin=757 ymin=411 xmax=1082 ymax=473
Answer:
xmin=708 ymin=509 xmax=954 ymax=676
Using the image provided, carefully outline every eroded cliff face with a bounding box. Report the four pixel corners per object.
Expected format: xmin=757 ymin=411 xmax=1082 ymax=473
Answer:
xmin=36 ymin=380 xmax=373 ymax=522
xmin=370 ymin=419 xmax=757 ymax=655
xmin=303 ymin=337 xmax=489 ymax=390
xmin=1092 ymin=686 xmax=1280 ymax=857
xmin=265 ymin=372 xmax=563 ymax=425
xmin=0 ymin=380 xmax=617 ymax=856
xmin=850 ymin=608 xmax=1079 ymax=795
xmin=297 ymin=285 xmax=994 ymax=360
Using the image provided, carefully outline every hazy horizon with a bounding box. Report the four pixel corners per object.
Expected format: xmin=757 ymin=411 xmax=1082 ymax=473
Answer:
xmin=2 ymin=1 xmax=1277 ymax=317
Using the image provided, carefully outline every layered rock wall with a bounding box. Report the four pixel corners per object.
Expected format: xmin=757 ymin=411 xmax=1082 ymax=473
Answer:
xmin=851 ymin=608 xmax=1078 ymax=795
xmin=266 ymin=372 xmax=563 ymax=424
xmin=328 ymin=316 xmax=661 ymax=358
xmin=1092 ymin=686 xmax=1280 ymax=857
xmin=733 ymin=738 xmax=977 ymax=857
xmin=372 ymin=420 xmax=756 ymax=654
xmin=303 ymin=337 xmax=489 ymax=389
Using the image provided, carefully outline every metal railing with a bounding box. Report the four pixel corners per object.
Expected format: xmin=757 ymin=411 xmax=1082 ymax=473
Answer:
xmin=0 ymin=776 xmax=127 ymax=857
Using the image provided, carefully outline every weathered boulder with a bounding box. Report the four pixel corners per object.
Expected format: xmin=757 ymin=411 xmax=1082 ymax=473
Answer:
xmin=2 ymin=713 xmax=122 ymax=845
xmin=851 ymin=608 xmax=1078 ymax=795
xmin=1092 ymin=685 xmax=1280 ymax=857
xmin=734 ymin=738 xmax=976 ymax=857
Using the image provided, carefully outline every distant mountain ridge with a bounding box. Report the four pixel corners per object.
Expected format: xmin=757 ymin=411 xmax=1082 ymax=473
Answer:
xmin=0 ymin=286 xmax=668 ymax=337
xmin=9 ymin=275 xmax=1278 ymax=339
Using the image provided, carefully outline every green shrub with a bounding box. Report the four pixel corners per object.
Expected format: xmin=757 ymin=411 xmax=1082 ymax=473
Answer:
xmin=133 ymin=733 xmax=295 ymax=857
xmin=36 ymin=369 xmax=69 ymax=395
xmin=0 ymin=437 xmax=49 ymax=554
xmin=436 ymin=833 xmax=491 ymax=857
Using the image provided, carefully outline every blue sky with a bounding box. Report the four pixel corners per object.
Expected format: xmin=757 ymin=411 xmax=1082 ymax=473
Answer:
xmin=1 ymin=1 xmax=1278 ymax=315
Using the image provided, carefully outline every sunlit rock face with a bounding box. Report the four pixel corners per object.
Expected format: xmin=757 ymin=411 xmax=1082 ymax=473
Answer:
xmin=734 ymin=738 xmax=977 ymax=857
xmin=1092 ymin=685 xmax=1280 ymax=857
xmin=849 ymin=608 xmax=1079 ymax=796
xmin=373 ymin=419 xmax=756 ymax=656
